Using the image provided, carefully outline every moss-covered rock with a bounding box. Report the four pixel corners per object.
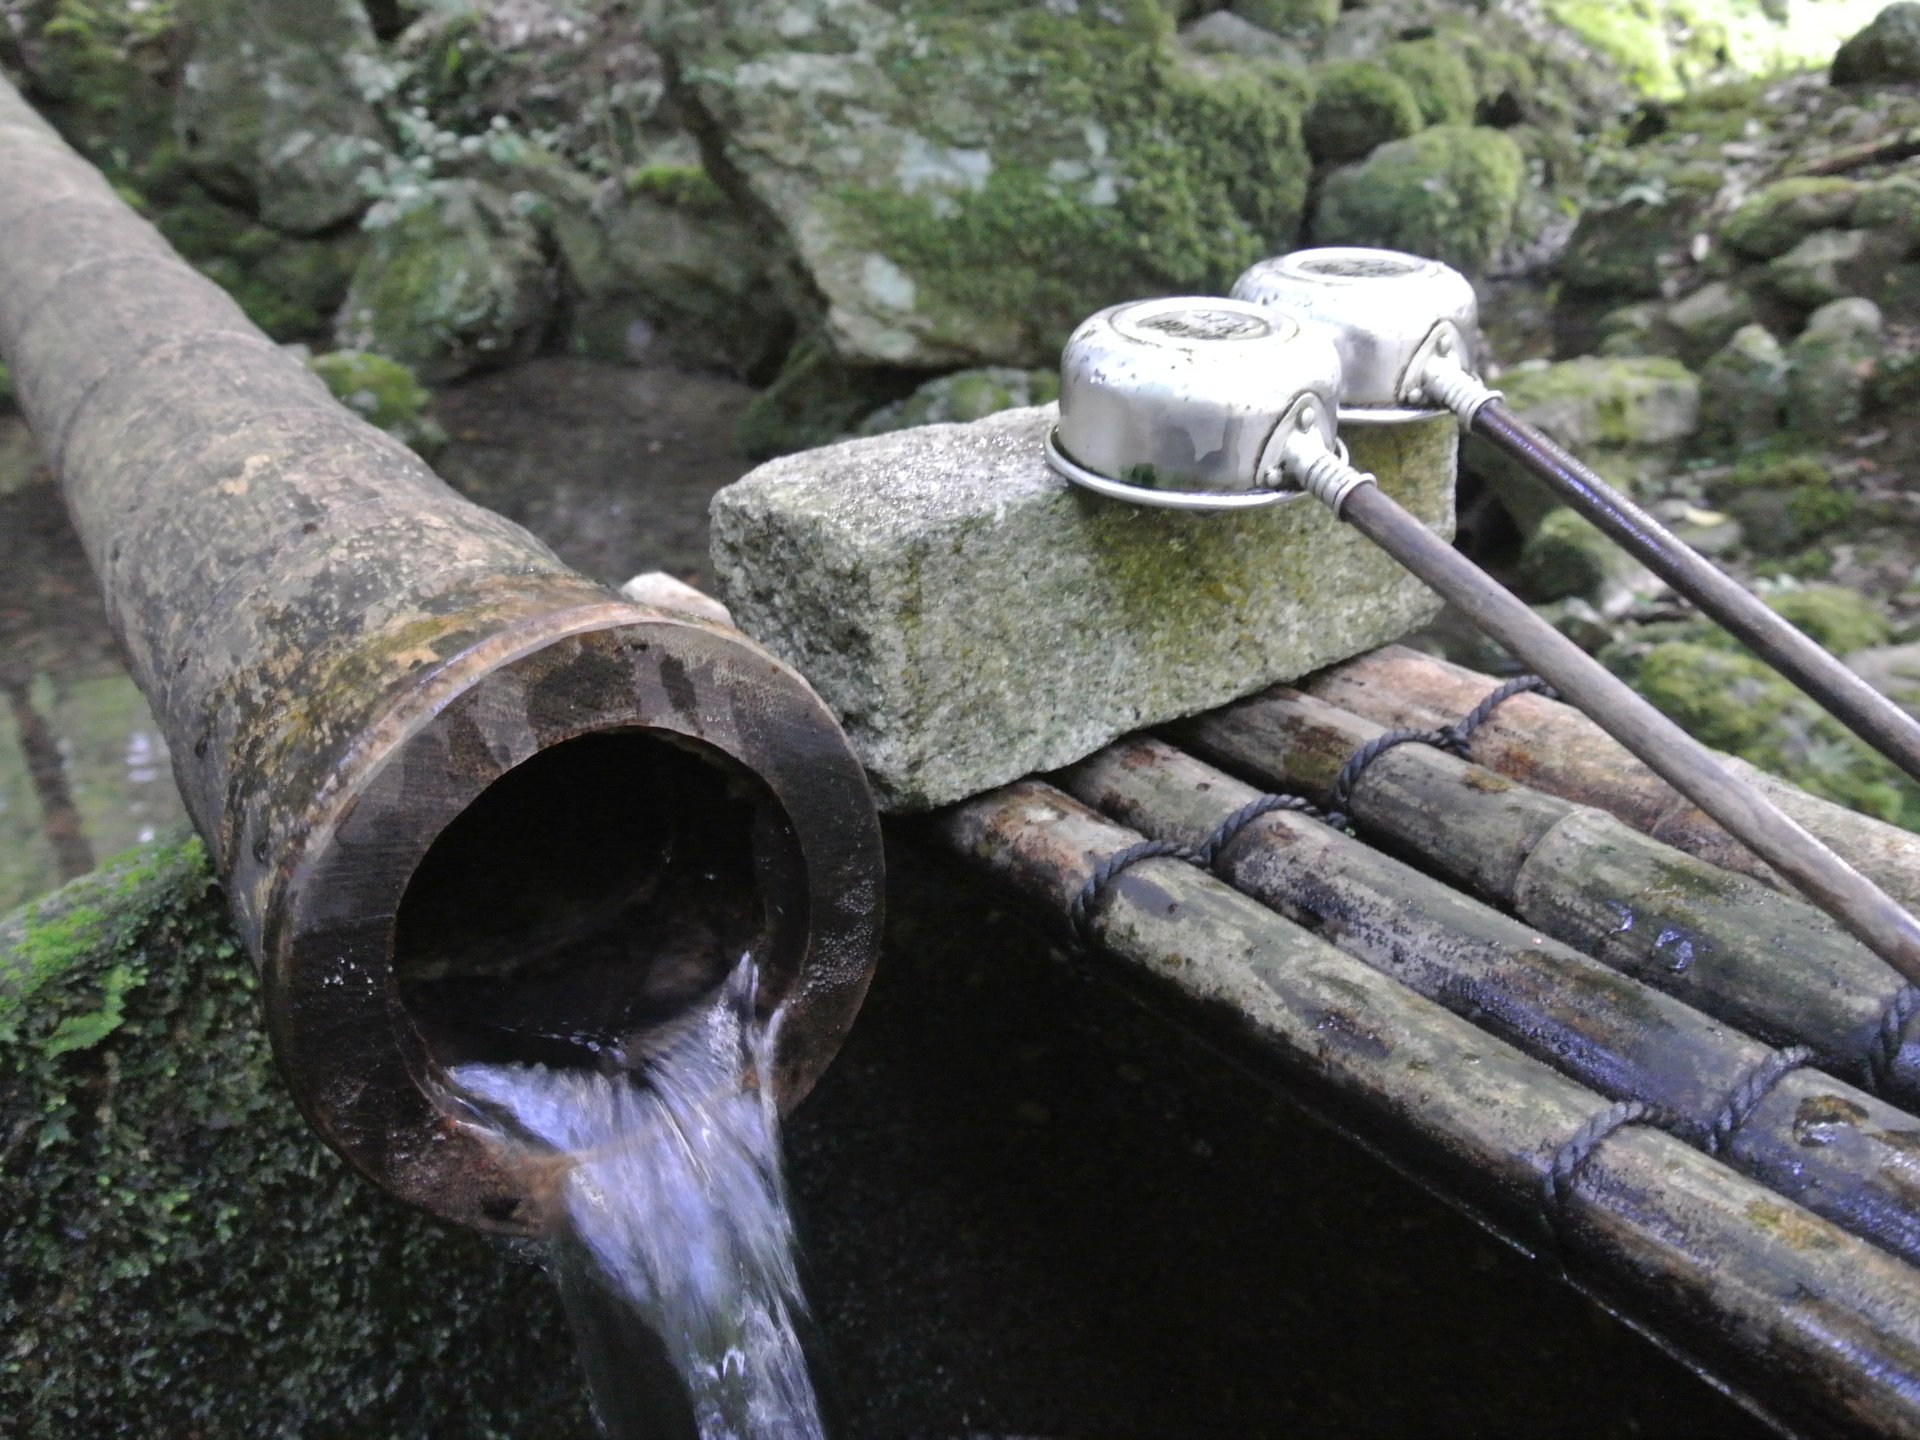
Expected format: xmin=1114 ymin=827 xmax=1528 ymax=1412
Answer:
xmin=1696 ymin=323 xmax=1789 ymax=452
xmin=173 ymin=0 xmax=388 ymax=235
xmin=1785 ymin=296 xmax=1883 ymax=436
xmin=1708 ymin=450 xmax=1859 ymax=553
xmin=734 ymin=338 xmax=920 ymax=461
xmin=1312 ymin=124 xmax=1525 ymax=273
xmin=306 ymin=349 xmax=448 ymax=456
xmin=1303 ymin=62 xmax=1424 ymax=164
xmin=1515 ymin=509 xmax=1642 ymax=606
xmin=1764 ymin=228 xmax=1902 ymax=309
xmin=1767 ymin=583 xmax=1891 ymax=654
xmin=655 ymin=0 xmax=1311 ymax=370
xmin=1833 ymin=1 xmax=1920 ymax=85
xmin=153 ymin=185 xmax=363 ymax=341
xmin=1613 ymin=638 xmax=1916 ymax=825
xmin=1853 ymin=174 xmax=1920 ymax=246
xmin=1721 ymin=177 xmax=1864 ymax=260
xmin=0 ymin=838 xmax=592 ymax=1436
xmin=857 ymin=366 xmax=1060 ymax=435
xmin=1380 ymin=38 xmax=1478 ymax=128
xmin=336 ymin=179 xmax=556 ymax=383
xmin=1661 ymin=280 xmax=1757 ymax=366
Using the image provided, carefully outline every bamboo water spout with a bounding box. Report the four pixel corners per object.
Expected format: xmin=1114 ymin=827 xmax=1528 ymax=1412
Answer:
xmin=0 ymin=77 xmax=883 ymax=1233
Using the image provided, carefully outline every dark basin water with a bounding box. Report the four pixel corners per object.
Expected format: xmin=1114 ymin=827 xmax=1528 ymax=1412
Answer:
xmin=0 ymin=359 xmax=1767 ymax=1437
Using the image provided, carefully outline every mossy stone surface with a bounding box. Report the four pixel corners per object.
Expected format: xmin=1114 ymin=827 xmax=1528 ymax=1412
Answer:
xmin=1303 ymin=62 xmax=1424 ymax=163
xmin=858 ymin=366 xmax=1060 ymax=435
xmin=1380 ymin=39 xmax=1478 ymax=127
xmin=1229 ymin=0 xmax=1338 ymax=37
xmin=655 ymin=0 xmax=1310 ymax=370
xmin=1785 ymin=296 xmax=1883 ymax=436
xmin=336 ymin=179 xmax=557 ymax=383
xmin=173 ymin=0 xmax=387 ymax=234
xmin=0 ymin=838 xmax=592 ymax=1437
xmin=1516 ymin=509 xmax=1638 ymax=605
xmin=1723 ymin=178 xmax=1866 ymax=260
xmin=1312 ymin=124 xmax=1525 ymax=273
xmin=307 ymin=349 xmax=448 ymax=456
xmin=711 ymin=407 xmax=1454 ymax=811
xmin=1697 ymin=323 xmax=1790 ymax=452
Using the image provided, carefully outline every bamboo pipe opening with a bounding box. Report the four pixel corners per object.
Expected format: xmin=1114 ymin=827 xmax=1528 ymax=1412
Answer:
xmin=394 ymin=729 xmax=806 ymax=1076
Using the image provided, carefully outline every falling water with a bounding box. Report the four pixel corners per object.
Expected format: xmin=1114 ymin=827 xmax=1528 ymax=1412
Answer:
xmin=450 ymin=958 xmax=825 ymax=1440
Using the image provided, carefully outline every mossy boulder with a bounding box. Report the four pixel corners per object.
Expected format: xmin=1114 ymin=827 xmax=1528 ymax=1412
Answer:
xmin=1721 ymin=178 xmax=1864 ymax=260
xmin=1785 ymin=297 xmax=1883 ymax=436
xmin=1853 ymin=175 xmax=1920 ymax=246
xmin=1515 ymin=509 xmax=1644 ymax=607
xmin=1557 ymin=162 xmax=1721 ymax=298
xmin=1764 ymin=228 xmax=1903 ymax=310
xmin=0 ymin=839 xmax=592 ymax=1437
xmin=154 ymin=186 xmax=363 ymax=342
xmin=1612 ymin=639 xmax=1917 ymax=826
xmin=1833 ymin=2 xmax=1920 ymax=85
xmin=1696 ymin=323 xmax=1790 ymax=452
xmin=1380 ymin=39 xmax=1478 ymax=128
xmin=1312 ymin=124 xmax=1526 ymax=273
xmin=1303 ymin=62 xmax=1424 ymax=164
xmin=306 ymin=349 xmax=448 ymax=456
xmin=1707 ymin=450 xmax=1858 ymax=553
xmin=1465 ymin=356 xmax=1700 ymax=534
xmin=336 ymin=179 xmax=557 ymax=384
xmin=1661 ymin=281 xmax=1757 ymax=366
xmin=653 ymin=0 xmax=1310 ymax=370
xmin=173 ymin=0 xmax=388 ymax=235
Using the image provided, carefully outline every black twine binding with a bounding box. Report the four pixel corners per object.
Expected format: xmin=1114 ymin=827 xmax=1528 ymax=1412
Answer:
xmin=1068 ymin=839 xmax=1197 ymax=953
xmin=1195 ymin=792 xmax=1321 ymax=870
xmin=1543 ymin=1099 xmax=1672 ymax=1239
xmin=1328 ymin=674 xmax=1558 ymax=833
xmin=1705 ymin=1046 xmax=1816 ymax=1156
xmin=1866 ymin=984 xmax=1920 ymax=1095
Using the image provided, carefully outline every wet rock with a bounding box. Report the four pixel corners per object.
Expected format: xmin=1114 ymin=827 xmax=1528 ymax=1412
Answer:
xmin=335 ymin=179 xmax=556 ymax=383
xmin=1833 ymin=2 xmax=1920 ymax=85
xmin=174 ymin=0 xmax=388 ymax=235
xmin=306 ymin=349 xmax=447 ymax=457
xmin=1556 ymin=178 xmax=1716 ymax=298
xmin=1696 ymin=323 xmax=1790 ymax=451
xmin=1785 ymin=296 xmax=1883 ymax=435
xmin=1312 ymin=124 xmax=1526 ymax=273
xmin=1721 ymin=178 xmax=1863 ymax=260
xmin=858 ymin=367 xmax=1061 ymax=436
xmin=1765 ymin=228 xmax=1904 ymax=309
xmin=652 ymin=2 xmax=1310 ymax=371
xmin=1303 ymin=62 xmax=1425 ymax=163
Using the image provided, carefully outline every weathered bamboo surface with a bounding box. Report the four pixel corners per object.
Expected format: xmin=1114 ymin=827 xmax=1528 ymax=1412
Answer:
xmin=1177 ymin=688 xmax=1920 ymax=1107
xmin=1064 ymin=737 xmax=1920 ymax=1268
xmin=936 ymin=782 xmax=1920 ymax=1439
xmin=1306 ymin=644 xmax=1920 ymax=909
xmin=0 ymin=75 xmax=885 ymax=1231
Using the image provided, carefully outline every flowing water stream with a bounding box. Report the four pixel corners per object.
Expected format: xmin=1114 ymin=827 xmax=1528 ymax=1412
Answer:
xmin=452 ymin=959 xmax=824 ymax=1440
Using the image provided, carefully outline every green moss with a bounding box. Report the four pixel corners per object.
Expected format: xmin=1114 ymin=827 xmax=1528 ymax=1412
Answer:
xmin=307 ymin=349 xmax=447 ymax=456
xmin=1515 ymin=509 xmax=1632 ymax=604
xmin=623 ymin=162 xmax=732 ymax=217
xmin=1304 ymin=62 xmax=1424 ymax=164
xmin=1765 ymin=584 xmax=1889 ymax=654
xmin=1710 ymin=450 xmax=1832 ymax=498
xmin=1542 ymin=0 xmax=1882 ymax=99
xmin=0 ymin=363 xmax=11 ymax=407
xmin=1500 ymin=356 xmax=1700 ymax=450
xmin=1619 ymin=641 xmax=1917 ymax=825
xmin=1721 ymin=177 xmax=1863 ymax=260
xmin=834 ymin=3 xmax=1309 ymax=363
xmin=858 ymin=365 xmax=1059 ymax=434
xmin=1312 ymin=125 xmax=1525 ymax=273
xmin=0 ymin=836 xmax=593 ymax=1434
xmin=1381 ymin=39 xmax=1478 ymax=127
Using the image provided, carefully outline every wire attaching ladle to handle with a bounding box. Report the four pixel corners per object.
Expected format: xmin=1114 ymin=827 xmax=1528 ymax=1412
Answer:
xmin=1045 ymin=287 xmax=1920 ymax=993
xmin=1233 ymin=245 xmax=1920 ymax=793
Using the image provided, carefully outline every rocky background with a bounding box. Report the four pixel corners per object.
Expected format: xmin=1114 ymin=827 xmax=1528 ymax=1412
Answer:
xmin=4 ymin=0 xmax=1920 ymax=832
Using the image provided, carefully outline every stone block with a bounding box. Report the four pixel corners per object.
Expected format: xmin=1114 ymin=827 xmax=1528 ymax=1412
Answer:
xmin=710 ymin=404 xmax=1453 ymax=811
